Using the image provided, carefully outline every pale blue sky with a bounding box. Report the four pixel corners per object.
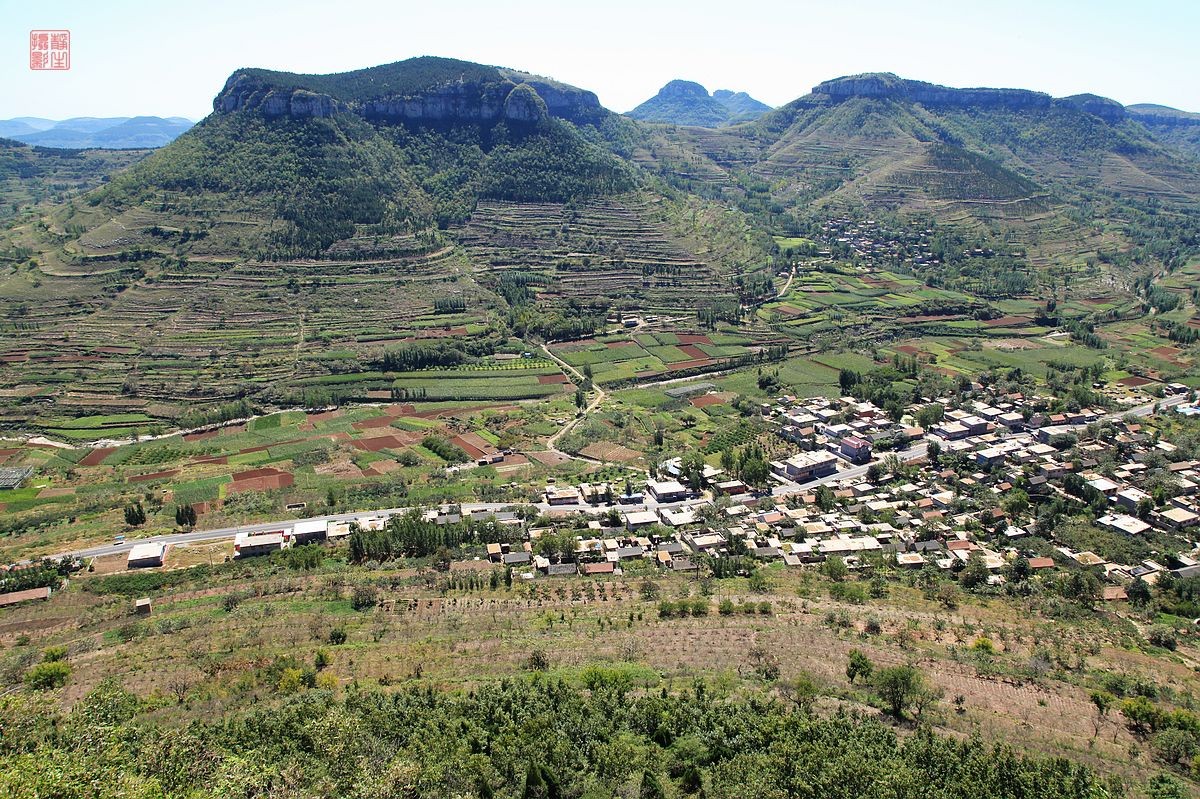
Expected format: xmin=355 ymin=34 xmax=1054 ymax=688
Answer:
xmin=3 ymin=0 xmax=1198 ymax=120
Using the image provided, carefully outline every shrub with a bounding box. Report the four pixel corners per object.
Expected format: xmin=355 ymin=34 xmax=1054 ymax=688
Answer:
xmin=277 ymin=667 xmax=305 ymax=694
xmin=829 ymin=582 xmax=867 ymax=604
xmin=718 ymin=599 xmax=735 ymax=616
xmin=25 ymin=660 xmax=70 ymax=690
xmin=351 ymin=584 xmax=378 ymax=611
xmin=689 ymin=600 xmax=709 ymax=617
xmin=1122 ymin=695 xmax=1161 ymax=734
xmin=757 ymin=601 xmax=772 ymax=615
xmin=971 ymin=637 xmax=996 ymax=655
xmin=1148 ymin=626 xmax=1178 ymax=651
xmin=527 ymin=649 xmax=550 ymax=671
xmin=1152 ymin=728 xmax=1199 ymax=766
xmin=41 ymin=646 xmax=68 ymax=663
xmin=328 ymin=628 xmax=348 ymax=645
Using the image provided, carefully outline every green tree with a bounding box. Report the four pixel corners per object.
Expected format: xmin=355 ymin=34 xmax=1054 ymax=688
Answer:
xmin=740 ymin=456 xmax=770 ymax=488
xmin=823 ymin=556 xmax=848 ymax=582
xmin=846 ymin=649 xmax=873 ymax=684
xmin=874 ymin=664 xmax=924 ymax=718
xmin=124 ymin=503 xmax=146 ymax=527
xmin=638 ymin=769 xmax=666 ymax=799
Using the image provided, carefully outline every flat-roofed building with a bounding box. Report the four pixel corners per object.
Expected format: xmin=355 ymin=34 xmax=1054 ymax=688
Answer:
xmin=292 ymin=518 xmax=328 ymax=544
xmin=126 ymin=542 xmax=166 ymax=569
xmin=646 ymin=479 xmax=689 ymax=503
xmin=1098 ymin=513 xmax=1151 ymax=536
xmin=234 ymin=531 xmax=288 ymax=558
xmin=772 ymin=450 xmax=838 ymax=482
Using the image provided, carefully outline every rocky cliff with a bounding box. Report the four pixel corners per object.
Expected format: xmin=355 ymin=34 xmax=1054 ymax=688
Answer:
xmin=213 ymin=57 xmax=603 ymax=127
xmin=812 ymin=73 xmax=1051 ymax=111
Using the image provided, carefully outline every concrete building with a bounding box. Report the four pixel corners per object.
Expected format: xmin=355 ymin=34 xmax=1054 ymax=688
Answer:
xmin=126 ymin=542 xmax=166 ymax=569
xmin=234 ymin=531 xmax=289 ymax=558
xmin=772 ymin=450 xmax=838 ymax=482
xmin=646 ymin=479 xmax=689 ymax=503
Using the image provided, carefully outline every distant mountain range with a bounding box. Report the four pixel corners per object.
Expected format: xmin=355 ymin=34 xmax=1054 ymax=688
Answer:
xmin=627 ymin=80 xmax=772 ymax=127
xmin=0 ymin=116 xmax=193 ymax=149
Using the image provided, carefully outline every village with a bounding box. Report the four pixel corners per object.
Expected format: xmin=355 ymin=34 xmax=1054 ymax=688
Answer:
xmin=54 ymin=377 xmax=1197 ymax=609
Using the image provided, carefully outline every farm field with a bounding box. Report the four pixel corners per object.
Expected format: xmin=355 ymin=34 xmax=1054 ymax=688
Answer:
xmin=0 ymin=397 xmax=587 ymax=559
xmin=550 ymin=329 xmax=761 ymax=384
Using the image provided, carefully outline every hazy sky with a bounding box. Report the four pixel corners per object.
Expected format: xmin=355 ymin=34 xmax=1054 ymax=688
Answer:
xmin=3 ymin=0 xmax=1198 ymax=120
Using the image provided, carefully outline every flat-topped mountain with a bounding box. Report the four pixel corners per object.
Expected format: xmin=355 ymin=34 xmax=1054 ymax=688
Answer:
xmin=628 ymin=80 xmax=771 ymax=126
xmin=1127 ymin=103 xmax=1200 ymax=158
xmin=214 ymin=56 xmax=605 ymax=126
xmin=812 ymin=73 xmax=1052 ymax=110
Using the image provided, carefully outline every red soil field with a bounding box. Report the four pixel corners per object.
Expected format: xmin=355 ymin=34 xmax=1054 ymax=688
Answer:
xmin=79 ymin=448 xmax=115 ymax=466
xmin=129 ymin=469 xmax=179 ymax=483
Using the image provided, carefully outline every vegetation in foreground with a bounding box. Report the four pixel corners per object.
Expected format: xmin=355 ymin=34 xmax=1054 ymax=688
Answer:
xmin=0 ymin=676 xmax=1146 ymax=799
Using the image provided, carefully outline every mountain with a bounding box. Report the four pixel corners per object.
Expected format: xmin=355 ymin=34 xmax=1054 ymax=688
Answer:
xmin=96 ymin=56 xmax=636 ymax=257
xmin=3 ymin=62 xmax=1200 ymax=432
xmin=636 ymin=72 xmax=1200 ymax=287
xmin=1127 ymin=103 xmax=1200 ymax=159
xmin=712 ymin=89 xmax=772 ymax=121
xmin=2 ymin=116 xmax=194 ymax=148
xmin=0 ymin=56 xmax=768 ymax=429
xmin=0 ymin=118 xmax=55 ymax=138
xmin=627 ymin=80 xmax=771 ymax=126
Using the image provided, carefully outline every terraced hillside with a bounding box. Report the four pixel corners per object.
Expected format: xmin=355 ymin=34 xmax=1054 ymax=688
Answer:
xmin=4 ymin=65 xmax=1200 ymax=436
xmin=459 ymin=196 xmax=735 ymax=310
xmin=639 ymin=75 xmax=1200 ymax=288
xmin=0 ymin=139 xmax=150 ymax=223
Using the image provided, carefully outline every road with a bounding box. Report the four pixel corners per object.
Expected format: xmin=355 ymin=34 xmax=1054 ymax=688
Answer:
xmin=57 ymin=493 xmax=719 ymax=561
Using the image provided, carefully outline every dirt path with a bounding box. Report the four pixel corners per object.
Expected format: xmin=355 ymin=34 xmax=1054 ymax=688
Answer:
xmin=777 ymin=263 xmax=797 ymax=297
xmin=539 ymin=344 xmax=637 ymax=470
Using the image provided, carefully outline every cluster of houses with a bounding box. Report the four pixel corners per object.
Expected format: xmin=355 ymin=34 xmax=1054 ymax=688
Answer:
xmin=768 ymin=395 xmax=923 ymax=474
xmin=75 ymin=380 xmax=1200 ymax=610
xmin=497 ymin=387 xmax=1200 ymax=590
xmin=815 ymin=217 xmax=1024 ymax=273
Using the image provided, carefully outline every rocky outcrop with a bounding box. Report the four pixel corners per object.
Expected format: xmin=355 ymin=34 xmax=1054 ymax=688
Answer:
xmin=503 ymin=82 xmax=549 ymax=124
xmin=813 ymin=73 xmax=1051 ymax=111
xmin=1127 ymin=104 xmax=1200 ymax=127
